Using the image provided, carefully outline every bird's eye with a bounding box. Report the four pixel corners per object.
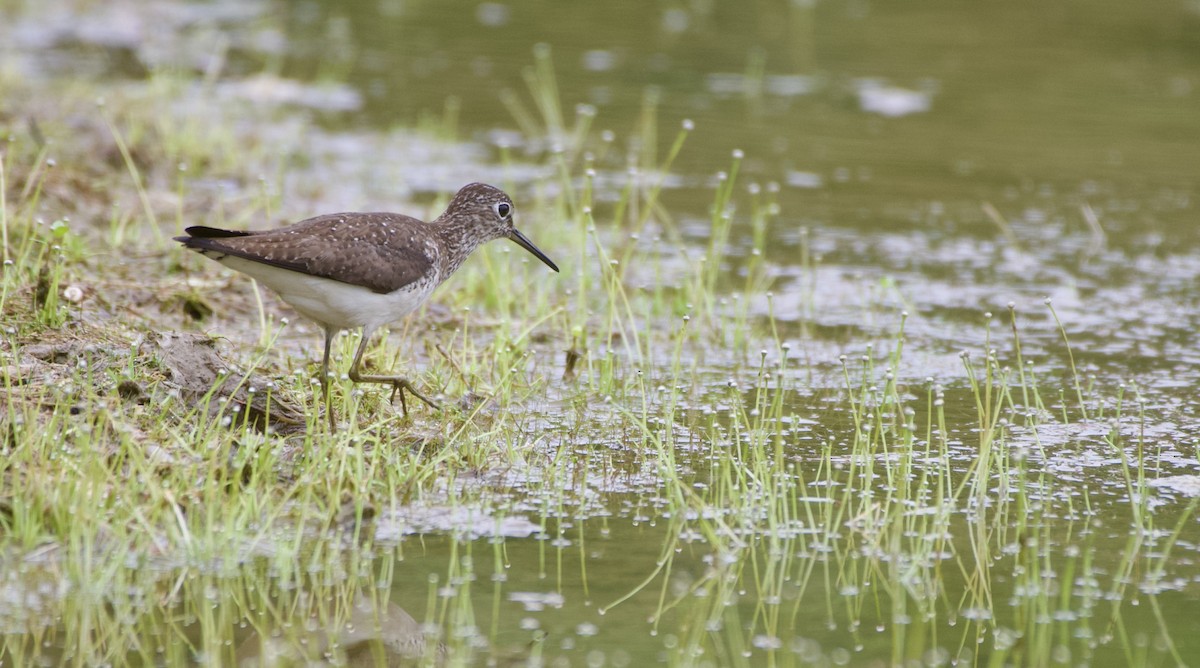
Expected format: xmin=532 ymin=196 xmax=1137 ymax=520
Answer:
xmin=494 ymin=202 xmax=512 ymax=219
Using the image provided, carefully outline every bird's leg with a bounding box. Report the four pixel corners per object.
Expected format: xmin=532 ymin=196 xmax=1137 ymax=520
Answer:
xmin=321 ymin=326 xmax=338 ymax=432
xmin=347 ymin=327 xmax=440 ymax=417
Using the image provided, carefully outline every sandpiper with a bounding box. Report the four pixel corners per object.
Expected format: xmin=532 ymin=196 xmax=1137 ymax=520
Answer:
xmin=176 ymin=182 xmax=559 ymax=430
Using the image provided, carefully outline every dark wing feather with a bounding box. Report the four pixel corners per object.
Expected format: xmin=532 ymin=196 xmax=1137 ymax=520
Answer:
xmin=178 ymin=226 xmax=253 ymax=239
xmin=176 ymin=213 xmax=437 ymax=294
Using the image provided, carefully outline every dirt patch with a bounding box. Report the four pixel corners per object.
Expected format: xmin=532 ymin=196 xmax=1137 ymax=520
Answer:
xmin=150 ymin=330 xmax=306 ymax=431
xmin=2 ymin=325 xmax=306 ymax=436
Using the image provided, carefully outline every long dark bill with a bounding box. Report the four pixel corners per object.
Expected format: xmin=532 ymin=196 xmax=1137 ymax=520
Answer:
xmin=509 ymin=229 xmax=560 ymax=272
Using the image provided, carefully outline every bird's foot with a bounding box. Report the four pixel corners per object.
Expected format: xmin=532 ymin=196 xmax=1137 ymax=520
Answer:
xmin=390 ymin=379 xmax=441 ymax=417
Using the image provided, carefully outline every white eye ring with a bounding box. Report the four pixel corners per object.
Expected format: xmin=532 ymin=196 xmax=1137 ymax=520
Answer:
xmin=493 ymin=202 xmax=512 ymax=219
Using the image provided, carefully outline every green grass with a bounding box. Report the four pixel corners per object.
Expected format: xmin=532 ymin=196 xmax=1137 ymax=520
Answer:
xmin=0 ymin=47 xmax=1195 ymax=668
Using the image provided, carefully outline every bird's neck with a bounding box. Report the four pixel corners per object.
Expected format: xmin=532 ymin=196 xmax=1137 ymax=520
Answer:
xmin=434 ymin=217 xmax=489 ymax=280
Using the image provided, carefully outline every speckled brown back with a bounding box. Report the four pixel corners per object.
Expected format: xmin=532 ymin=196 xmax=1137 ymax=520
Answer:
xmin=178 ymin=213 xmax=437 ymax=294
xmin=175 ymin=183 xmax=540 ymax=296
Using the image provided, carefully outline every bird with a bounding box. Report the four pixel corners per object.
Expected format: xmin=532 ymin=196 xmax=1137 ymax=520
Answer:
xmin=175 ymin=182 xmax=559 ymax=430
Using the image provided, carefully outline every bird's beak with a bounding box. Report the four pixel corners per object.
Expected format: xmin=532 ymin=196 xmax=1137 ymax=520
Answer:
xmin=509 ymin=229 xmax=560 ymax=272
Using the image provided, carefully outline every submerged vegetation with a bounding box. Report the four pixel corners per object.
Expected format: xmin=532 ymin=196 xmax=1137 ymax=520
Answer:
xmin=1 ymin=11 xmax=1199 ymax=668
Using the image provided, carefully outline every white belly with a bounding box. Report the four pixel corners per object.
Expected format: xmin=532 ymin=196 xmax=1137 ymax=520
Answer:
xmin=217 ymin=256 xmax=435 ymax=331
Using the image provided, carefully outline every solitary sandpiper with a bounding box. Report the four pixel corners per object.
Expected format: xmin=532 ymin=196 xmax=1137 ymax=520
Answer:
xmin=175 ymin=182 xmax=559 ymax=430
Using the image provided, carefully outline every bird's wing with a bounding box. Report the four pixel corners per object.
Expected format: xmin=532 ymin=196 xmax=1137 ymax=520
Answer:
xmin=177 ymin=213 xmax=437 ymax=294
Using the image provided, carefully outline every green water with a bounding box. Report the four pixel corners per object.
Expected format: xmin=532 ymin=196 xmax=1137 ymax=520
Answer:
xmin=274 ymin=0 xmax=1200 ymax=379
xmin=4 ymin=0 xmax=1200 ymax=665
xmin=271 ymin=1 xmax=1200 ymax=662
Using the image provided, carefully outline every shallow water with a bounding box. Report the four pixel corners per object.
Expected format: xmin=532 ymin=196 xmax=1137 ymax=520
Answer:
xmin=3 ymin=0 xmax=1200 ymax=665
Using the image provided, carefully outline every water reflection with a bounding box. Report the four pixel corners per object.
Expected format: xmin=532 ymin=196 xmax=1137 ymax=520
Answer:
xmin=235 ymin=593 xmax=443 ymax=667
